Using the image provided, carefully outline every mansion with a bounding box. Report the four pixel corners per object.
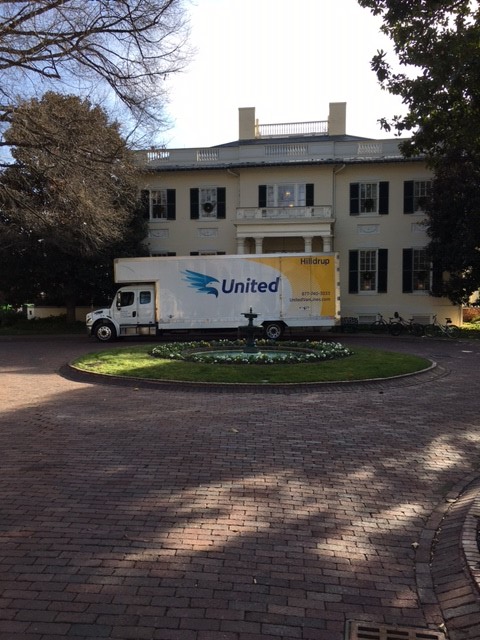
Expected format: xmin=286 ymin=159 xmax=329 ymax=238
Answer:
xmin=136 ymin=103 xmax=461 ymax=326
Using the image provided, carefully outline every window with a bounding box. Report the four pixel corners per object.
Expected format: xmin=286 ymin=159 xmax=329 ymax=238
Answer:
xmin=140 ymin=189 xmax=176 ymax=220
xmin=350 ymin=182 xmax=389 ymax=215
xmin=139 ymin=291 xmax=151 ymax=304
xmin=359 ymin=250 xmax=377 ymax=291
xmin=259 ymin=183 xmax=314 ymax=207
xmin=403 ymin=249 xmax=431 ymax=292
xmin=150 ymin=251 xmax=176 ymax=257
xmin=349 ymin=249 xmax=388 ymax=293
xmin=190 ymin=187 xmax=226 ymax=219
xmin=404 ymin=180 xmax=432 ymax=213
xmin=118 ymin=291 xmax=134 ymax=307
xmin=190 ymin=251 xmax=226 ymax=256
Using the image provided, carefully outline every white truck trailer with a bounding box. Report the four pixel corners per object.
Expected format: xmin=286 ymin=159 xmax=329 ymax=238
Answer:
xmin=86 ymin=253 xmax=340 ymax=341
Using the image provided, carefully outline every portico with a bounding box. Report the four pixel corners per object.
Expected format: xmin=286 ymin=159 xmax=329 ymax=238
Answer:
xmin=234 ymin=206 xmax=334 ymax=254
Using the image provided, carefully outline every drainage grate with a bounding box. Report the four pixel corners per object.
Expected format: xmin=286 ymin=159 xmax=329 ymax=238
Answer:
xmin=346 ymin=621 xmax=446 ymax=640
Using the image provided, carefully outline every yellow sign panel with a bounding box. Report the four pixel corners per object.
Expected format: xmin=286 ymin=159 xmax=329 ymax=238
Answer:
xmin=249 ymin=255 xmax=338 ymax=319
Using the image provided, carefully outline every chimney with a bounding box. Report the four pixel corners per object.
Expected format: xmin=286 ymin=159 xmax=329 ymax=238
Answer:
xmin=239 ymin=107 xmax=256 ymax=140
xmin=328 ymin=102 xmax=346 ymax=136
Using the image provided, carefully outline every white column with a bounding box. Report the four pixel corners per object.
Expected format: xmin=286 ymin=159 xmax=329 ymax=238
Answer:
xmin=323 ymin=236 xmax=332 ymax=252
xmin=303 ymin=237 xmax=313 ymax=253
xmin=254 ymin=237 xmax=263 ymax=254
xmin=236 ymin=237 xmax=245 ymax=254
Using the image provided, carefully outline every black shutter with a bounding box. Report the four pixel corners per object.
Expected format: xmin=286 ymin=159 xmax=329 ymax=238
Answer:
xmin=258 ymin=185 xmax=267 ymax=207
xmin=166 ymin=189 xmax=176 ymax=220
xmin=306 ymin=184 xmax=314 ymax=206
xmin=404 ymin=181 xmax=414 ymax=214
xmin=348 ymin=250 xmax=359 ymax=293
xmin=140 ymin=190 xmax=150 ymax=219
xmin=350 ymin=183 xmax=359 ymax=215
xmin=217 ymin=187 xmax=226 ymax=219
xmin=190 ymin=251 xmax=199 ymax=256
xmin=402 ymin=249 xmax=413 ymax=293
xmin=190 ymin=188 xmax=199 ymax=219
xmin=377 ymin=249 xmax=388 ymax=292
xmin=379 ymin=182 xmax=389 ymax=215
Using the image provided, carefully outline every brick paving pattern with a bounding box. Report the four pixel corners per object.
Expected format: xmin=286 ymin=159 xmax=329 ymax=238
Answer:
xmin=1 ymin=334 xmax=480 ymax=639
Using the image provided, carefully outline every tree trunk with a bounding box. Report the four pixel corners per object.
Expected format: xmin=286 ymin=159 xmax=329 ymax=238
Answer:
xmin=64 ymin=297 xmax=77 ymax=324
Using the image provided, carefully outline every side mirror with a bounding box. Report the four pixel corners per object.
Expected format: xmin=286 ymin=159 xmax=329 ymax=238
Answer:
xmin=116 ymin=292 xmax=122 ymax=309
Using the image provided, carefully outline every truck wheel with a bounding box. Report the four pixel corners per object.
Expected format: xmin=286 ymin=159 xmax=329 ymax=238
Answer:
xmin=94 ymin=322 xmax=116 ymax=342
xmin=264 ymin=322 xmax=284 ymax=340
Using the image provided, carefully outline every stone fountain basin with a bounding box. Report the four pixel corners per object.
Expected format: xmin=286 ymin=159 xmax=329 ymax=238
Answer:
xmin=184 ymin=346 xmax=318 ymax=364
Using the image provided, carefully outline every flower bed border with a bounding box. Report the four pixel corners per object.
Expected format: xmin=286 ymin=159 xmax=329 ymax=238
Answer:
xmin=151 ymin=339 xmax=353 ymax=365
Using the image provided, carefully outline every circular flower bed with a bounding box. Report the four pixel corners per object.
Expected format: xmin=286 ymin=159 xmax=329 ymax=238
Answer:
xmin=151 ymin=339 xmax=353 ymax=365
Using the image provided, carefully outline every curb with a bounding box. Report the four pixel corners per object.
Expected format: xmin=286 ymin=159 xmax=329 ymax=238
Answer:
xmin=60 ymin=359 xmax=443 ymax=394
xmin=463 ymin=491 xmax=480 ymax=591
xmin=420 ymin=474 xmax=480 ymax=638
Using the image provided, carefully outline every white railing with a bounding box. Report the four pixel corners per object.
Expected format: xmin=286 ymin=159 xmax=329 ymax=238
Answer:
xmin=135 ymin=148 xmax=171 ymax=164
xmin=236 ymin=206 xmax=333 ymax=220
xmin=134 ymin=139 xmax=404 ymax=167
xmin=265 ymin=143 xmax=309 ymax=157
xmin=197 ymin=148 xmax=219 ymax=162
xmin=357 ymin=142 xmax=383 ymax=156
xmin=256 ymin=120 xmax=328 ymax=138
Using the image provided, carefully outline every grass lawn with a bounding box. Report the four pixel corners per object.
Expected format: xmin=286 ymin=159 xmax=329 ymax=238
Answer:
xmin=72 ymin=343 xmax=431 ymax=384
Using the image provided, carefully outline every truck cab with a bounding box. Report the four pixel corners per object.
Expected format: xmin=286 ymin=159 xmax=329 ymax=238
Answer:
xmin=86 ymin=284 xmax=156 ymax=341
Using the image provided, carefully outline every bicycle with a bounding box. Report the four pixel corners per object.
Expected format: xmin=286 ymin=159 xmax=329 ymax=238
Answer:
xmin=370 ymin=313 xmax=395 ymax=334
xmin=424 ymin=315 xmax=460 ymax=338
xmin=388 ymin=312 xmax=425 ymax=337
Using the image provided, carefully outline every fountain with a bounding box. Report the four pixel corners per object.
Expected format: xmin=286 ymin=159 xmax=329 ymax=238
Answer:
xmin=150 ymin=309 xmax=352 ymax=364
xmin=239 ymin=307 xmax=261 ymax=353
xmin=182 ymin=308 xmax=328 ymax=364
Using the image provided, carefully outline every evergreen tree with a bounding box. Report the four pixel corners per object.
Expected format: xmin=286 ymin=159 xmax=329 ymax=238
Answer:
xmin=359 ymin=0 xmax=480 ymax=303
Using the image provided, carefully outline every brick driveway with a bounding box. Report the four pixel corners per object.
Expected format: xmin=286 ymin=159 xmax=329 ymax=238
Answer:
xmin=1 ymin=334 xmax=480 ymax=640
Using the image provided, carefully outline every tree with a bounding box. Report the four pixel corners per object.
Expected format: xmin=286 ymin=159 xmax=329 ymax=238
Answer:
xmin=358 ymin=0 xmax=480 ymax=303
xmin=0 ymin=194 xmax=148 ymax=313
xmin=0 ymin=92 xmax=148 ymax=320
xmin=0 ymin=0 xmax=190 ymax=156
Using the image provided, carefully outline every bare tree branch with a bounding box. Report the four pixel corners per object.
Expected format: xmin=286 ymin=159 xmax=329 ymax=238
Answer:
xmin=0 ymin=0 xmax=191 ymax=147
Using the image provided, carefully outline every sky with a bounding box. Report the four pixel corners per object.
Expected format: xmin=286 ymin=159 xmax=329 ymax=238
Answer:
xmin=161 ymin=0 xmax=409 ymax=149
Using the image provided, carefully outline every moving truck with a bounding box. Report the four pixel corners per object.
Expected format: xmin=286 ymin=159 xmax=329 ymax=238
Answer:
xmin=86 ymin=253 xmax=340 ymax=341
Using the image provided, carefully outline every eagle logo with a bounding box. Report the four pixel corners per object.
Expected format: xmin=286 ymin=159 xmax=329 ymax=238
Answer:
xmin=181 ymin=270 xmax=219 ymax=298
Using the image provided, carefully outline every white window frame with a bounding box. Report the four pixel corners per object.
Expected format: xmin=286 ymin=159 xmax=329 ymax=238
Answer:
xmin=359 ymin=182 xmax=378 ymax=214
xmin=150 ymin=189 xmax=168 ymax=219
xmin=413 ymin=181 xmax=432 ymax=212
xmin=266 ymin=183 xmax=307 ymax=208
xmin=359 ymin=249 xmax=377 ymax=292
xmin=199 ymin=187 xmax=218 ymax=219
xmin=412 ymin=248 xmax=431 ymax=292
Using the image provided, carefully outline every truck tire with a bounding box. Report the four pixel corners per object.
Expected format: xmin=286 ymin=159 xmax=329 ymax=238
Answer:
xmin=263 ymin=322 xmax=284 ymax=340
xmin=93 ymin=321 xmax=117 ymax=342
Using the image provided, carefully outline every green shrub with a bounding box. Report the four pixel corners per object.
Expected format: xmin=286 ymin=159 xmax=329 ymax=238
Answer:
xmin=0 ymin=314 xmax=85 ymax=334
xmin=0 ymin=306 xmax=22 ymax=326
